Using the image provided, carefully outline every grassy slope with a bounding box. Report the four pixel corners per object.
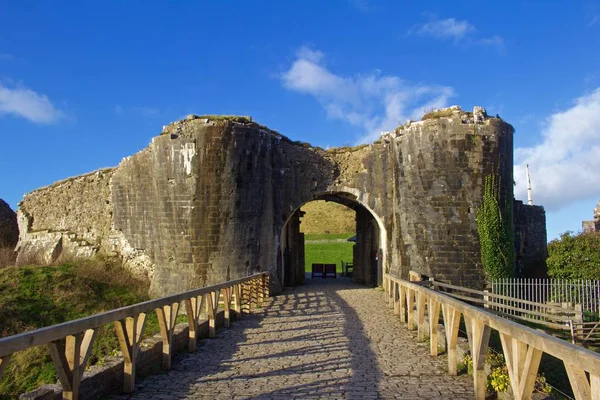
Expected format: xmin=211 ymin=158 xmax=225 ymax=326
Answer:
xmin=0 ymin=260 xmax=153 ymax=398
xmin=299 ymin=201 xmax=355 ymax=234
xmin=300 ymin=201 xmax=356 ymax=273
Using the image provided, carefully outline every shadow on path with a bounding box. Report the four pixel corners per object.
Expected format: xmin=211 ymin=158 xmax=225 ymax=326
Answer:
xmin=112 ymin=278 xmax=473 ymax=399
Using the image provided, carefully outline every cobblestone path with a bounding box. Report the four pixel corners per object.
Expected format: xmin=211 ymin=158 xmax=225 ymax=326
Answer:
xmin=113 ymin=279 xmax=474 ymax=399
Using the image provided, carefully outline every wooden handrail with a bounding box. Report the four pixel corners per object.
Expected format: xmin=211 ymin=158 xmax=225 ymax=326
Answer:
xmin=384 ymin=273 xmax=600 ymax=400
xmin=0 ymin=272 xmax=269 ymax=399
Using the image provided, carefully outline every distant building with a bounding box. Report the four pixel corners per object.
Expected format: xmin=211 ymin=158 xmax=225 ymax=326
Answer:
xmin=582 ymin=200 xmax=600 ymax=233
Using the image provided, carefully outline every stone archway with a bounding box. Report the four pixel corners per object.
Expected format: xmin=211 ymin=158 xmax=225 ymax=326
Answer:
xmin=279 ymin=191 xmax=387 ymax=288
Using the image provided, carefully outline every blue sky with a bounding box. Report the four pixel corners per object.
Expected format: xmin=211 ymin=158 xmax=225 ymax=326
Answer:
xmin=1 ymin=1 xmax=599 ymax=241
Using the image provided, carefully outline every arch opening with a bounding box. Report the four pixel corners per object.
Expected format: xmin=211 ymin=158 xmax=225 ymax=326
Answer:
xmin=278 ymin=192 xmax=387 ymax=288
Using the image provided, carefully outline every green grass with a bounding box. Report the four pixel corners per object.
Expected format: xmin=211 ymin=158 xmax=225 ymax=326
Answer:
xmin=304 ymin=233 xmax=354 ymax=273
xmin=0 ymin=259 xmax=151 ymax=399
xmin=305 ymin=233 xmax=354 ymax=241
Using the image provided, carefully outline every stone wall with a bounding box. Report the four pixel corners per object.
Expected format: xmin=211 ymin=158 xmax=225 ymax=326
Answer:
xmin=0 ymin=199 xmax=18 ymax=250
xmin=16 ymin=169 xmax=114 ymax=265
xmin=582 ymin=200 xmax=600 ymax=233
xmin=513 ymin=200 xmax=548 ymax=277
xmin=16 ymin=106 xmax=522 ymax=295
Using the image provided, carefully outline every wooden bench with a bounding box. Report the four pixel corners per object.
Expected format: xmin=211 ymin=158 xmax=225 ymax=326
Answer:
xmin=324 ymin=264 xmax=337 ymax=278
xmin=311 ymin=263 xmax=324 ymax=278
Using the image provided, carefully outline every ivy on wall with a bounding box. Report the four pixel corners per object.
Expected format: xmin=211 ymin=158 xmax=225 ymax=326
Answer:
xmin=476 ymin=174 xmax=514 ymax=279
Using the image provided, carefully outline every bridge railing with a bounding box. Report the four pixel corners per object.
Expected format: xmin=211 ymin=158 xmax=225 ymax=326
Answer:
xmin=383 ymin=273 xmax=600 ymax=400
xmin=0 ymin=272 xmax=269 ymax=400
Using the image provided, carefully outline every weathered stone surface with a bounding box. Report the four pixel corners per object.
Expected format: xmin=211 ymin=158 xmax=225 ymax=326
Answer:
xmin=514 ymin=200 xmax=547 ymax=277
xmin=16 ymin=106 xmax=521 ymax=295
xmin=0 ymin=198 xmax=18 ymax=249
xmin=582 ymin=200 xmax=600 ymax=233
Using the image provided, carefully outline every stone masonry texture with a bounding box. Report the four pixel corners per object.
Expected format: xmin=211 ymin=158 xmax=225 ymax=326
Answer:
xmin=0 ymin=198 xmax=18 ymax=249
xmin=109 ymin=279 xmax=474 ymax=400
xmin=15 ymin=107 xmax=532 ymax=296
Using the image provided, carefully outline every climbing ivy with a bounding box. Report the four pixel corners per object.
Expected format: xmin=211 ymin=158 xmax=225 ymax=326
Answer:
xmin=476 ymin=174 xmax=514 ymax=279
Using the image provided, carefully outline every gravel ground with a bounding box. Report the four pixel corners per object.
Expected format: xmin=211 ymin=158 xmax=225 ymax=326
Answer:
xmin=111 ymin=278 xmax=474 ymax=399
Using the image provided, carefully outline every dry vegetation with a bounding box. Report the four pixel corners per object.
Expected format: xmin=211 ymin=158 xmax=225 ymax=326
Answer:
xmin=421 ymin=108 xmax=456 ymax=120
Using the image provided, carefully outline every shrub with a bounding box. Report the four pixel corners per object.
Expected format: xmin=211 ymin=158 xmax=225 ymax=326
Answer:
xmin=547 ymin=231 xmax=600 ymax=279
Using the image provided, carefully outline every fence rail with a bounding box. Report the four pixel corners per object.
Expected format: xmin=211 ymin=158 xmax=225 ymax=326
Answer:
xmin=0 ymin=272 xmax=269 ymax=400
xmin=491 ymin=278 xmax=600 ymax=319
xmin=427 ymin=279 xmax=591 ymax=345
xmin=384 ymin=273 xmax=600 ymax=400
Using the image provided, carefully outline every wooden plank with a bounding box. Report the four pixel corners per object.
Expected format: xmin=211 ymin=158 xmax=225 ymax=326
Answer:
xmin=233 ymin=284 xmax=242 ymax=316
xmin=591 ymin=374 xmax=600 ymax=400
xmin=399 ymin=284 xmax=406 ymax=323
xmin=441 ymin=303 xmax=461 ymax=376
xmin=223 ymin=288 xmax=232 ymax=328
xmin=206 ymin=291 xmax=219 ymax=338
xmin=114 ymin=313 xmax=147 ymax=393
xmin=156 ymin=302 xmax=180 ymax=370
xmin=417 ymin=292 xmax=427 ymax=341
xmin=500 ymin=332 xmax=543 ymax=400
xmin=407 ymin=288 xmax=415 ymax=330
xmin=0 ymin=273 xmax=268 ymax=358
xmin=384 ymin=274 xmax=600 ymax=377
xmin=0 ymin=354 xmax=11 ymax=380
xmin=393 ymin=282 xmax=400 ymax=316
xmin=185 ymin=296 xmax=204 ymax=352
xmin=262 ymin=273 xmax=270 ymax=299
xmin=464 ymin=315 xmax=491 ymax=400
xmin=429 ymin=298 xmax=440 ymax=356
xmin=47 ymin=329 xmax=96 ymax=400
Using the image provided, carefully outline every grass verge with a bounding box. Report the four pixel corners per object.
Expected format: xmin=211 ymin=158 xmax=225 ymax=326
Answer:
xmin=0 ymin=259 xmax=151 ymax=399
xmin=304 ymin=233 xmax=354 ymax=273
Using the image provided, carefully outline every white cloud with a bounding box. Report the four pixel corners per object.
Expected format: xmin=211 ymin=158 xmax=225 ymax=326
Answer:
xmin=410 ymin=17 xmax=475 ymax=40
xmin=514 ymin=88 xmax=600 ymax=211
xmin=410 ymin=17 xmax=504 ymax=53
xmin=0 ymin=53 xmax=15 ymax=61
xmin=0 ymin=83 xmax=63 ymax=124
xmin=280 ymin=47 xmax=454 ymax=143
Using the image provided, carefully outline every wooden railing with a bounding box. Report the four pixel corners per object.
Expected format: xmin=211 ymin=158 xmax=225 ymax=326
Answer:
xmin=428 ymin=279 xmax=583 ymax=343
xmin=383 ymin=273 xmax=600 ymax=400
xmin=0 ymin=272 xmax=269 ymax=400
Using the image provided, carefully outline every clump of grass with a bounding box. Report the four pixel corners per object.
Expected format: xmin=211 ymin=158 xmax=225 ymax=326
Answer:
xmin=197 ymin=115 xmax=253 ymax=123
xmin=421 ymin=108 xmax=456 ymax=120
xmin=0 ymin=258 xmax=151 ymax=398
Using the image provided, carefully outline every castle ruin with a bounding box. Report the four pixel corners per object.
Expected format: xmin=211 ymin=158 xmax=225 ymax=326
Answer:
xmin=13 ymin=106 xmax=547 ymax=296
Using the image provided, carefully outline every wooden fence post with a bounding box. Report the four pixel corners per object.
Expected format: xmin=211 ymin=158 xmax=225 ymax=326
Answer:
xmin=417 ymin=292 xmax=427 ymax=341
xmin=185 ymin=295 xmax=205 ymax=352
xmin=114 ymin=314 xmax=146 ymax=393
xmin=206 ymin=291 xmax=219 ymax=338
xmin=223 ymin=288 xmax=232 ymax=328
xmin=464 ymin=315 xmax=491 ymax=400
xmin=156 ymin=302 xmax=180 ymax=370
xmin=48 ymin=329 xmax=97 ymax=400
xmin=407 ymin=288 xmax=416 ymax=330
xmin=500 ymin=333 xmax=542 ymax=400
xmin=441 ymin=304 xmax=461 ymax=376
xmin=429 ymin=298 xmax=440 ymax=356
xmin=0 ymin=354 xmax=11 ymax=381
